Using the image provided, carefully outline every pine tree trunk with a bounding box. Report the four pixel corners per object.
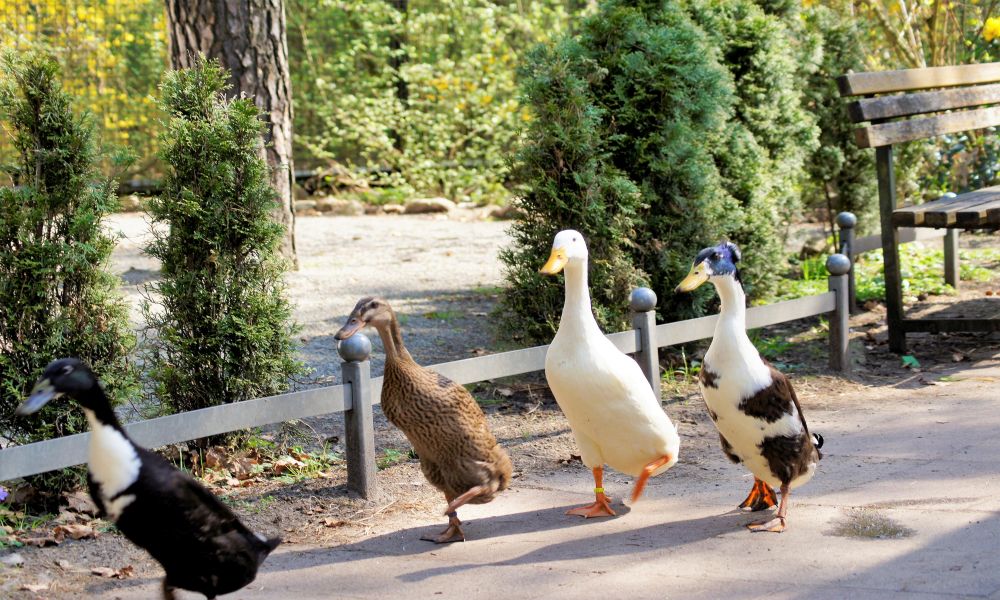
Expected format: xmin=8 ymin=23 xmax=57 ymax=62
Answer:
xmin=164 ymin=0 xmax=298 ymax=268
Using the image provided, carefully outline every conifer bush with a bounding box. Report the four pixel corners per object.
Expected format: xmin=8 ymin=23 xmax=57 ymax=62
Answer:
xmin=143 ymin=57 xmax=301 ymax=426
xmin=0 ymin=51 xmax=136 ymax=479
xmin=502 ymin=0 xmax=789 ymax=340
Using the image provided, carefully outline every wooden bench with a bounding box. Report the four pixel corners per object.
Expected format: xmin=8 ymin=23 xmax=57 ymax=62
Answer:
xmin=839 ymin=63 xmax=1000 ymax=353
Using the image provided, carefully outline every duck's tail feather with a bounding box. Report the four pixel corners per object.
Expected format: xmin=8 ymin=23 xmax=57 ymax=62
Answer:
xmin=812 ymin=433 xmax=824 ymax=449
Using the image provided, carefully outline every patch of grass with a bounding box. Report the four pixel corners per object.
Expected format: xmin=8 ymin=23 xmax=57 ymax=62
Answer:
xmin=749 ymin=333 xmax=793 ymax=361
xmin=221 ymin=495 xmax=277 ymax=515
xmin=377 ymin=448 xmax=408 ymax=470
xmin=776 ymin=245 xmax=1000 ymax=303
xmin=829 ymin=508 xmax=914 ymax=539
xmin=471 ymin=285 xmax=503 ymax=296
xmin=424 ymin=309 xmax=463 ymax=321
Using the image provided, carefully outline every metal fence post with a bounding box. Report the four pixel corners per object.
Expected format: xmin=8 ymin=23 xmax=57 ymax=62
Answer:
xmin=629 ymin=287 xmax=660 ymax=398
xmin=339 ymin=333 xmax=377 ymax=499
xmin=826 ymin=254 xmax=851 ymax=373
xmin=836 ymin=211 xmax=857 ymax=313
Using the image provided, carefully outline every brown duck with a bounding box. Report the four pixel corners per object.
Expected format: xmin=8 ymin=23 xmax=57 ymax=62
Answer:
xmin=335 ymin=297 xmax=513 ymax=543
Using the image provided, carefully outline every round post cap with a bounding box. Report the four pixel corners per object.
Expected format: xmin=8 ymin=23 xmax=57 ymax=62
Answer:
xmin=338 ymin=333 xmax=372 ymax=362
xmin=629 ymin=287 xmax=657 ymax=312
xmin=835 ymin=212 xmax=857 ymax=229
xmin=826 ymin=253 xmax=852 ymax=276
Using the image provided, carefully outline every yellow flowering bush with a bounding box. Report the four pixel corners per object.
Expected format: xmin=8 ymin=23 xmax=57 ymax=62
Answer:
xmin=0 ymin=0 xmax=167 ymax=177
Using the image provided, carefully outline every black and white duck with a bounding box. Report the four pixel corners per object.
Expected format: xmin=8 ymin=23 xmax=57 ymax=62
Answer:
xmin=676 ymin=242 xmax=823 ymax=533
xmin=16 ymin=358 xmax=280 ymax=599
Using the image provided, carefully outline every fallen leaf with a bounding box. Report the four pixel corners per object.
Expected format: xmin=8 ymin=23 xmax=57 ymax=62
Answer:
xmin=19 ymin=583 xmax=48 ymax=592
xmin=322 ymin=518 xmax=345 ymax=528
xmin=230 ymin=457 xmax=256 ymax=480
xmin=54 ymin=559 xmax=77 ymax=571
xmin=63 ymin=490 xmax=97 ymax=516
xmin=18 ymin=532 xmax=59 ymax=547
xmin=273 ymin=456 xmax=306 ymax=475
xmin=91 ymin=565 xmax=134 ymax=579
xmin=204 ymin=446 xmax=228 ymax=470
xmin=496 ymin=387 xmax=514 ymax=398
xmin=951 ymin=352 xmax=967 ymax=362
xmin=54 ymin=523 xmax=97 ymax=541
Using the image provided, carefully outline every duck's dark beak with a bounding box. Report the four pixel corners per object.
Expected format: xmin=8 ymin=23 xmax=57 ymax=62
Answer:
xmin=17 ymin=378 xmax=60 ymax=416
xmin=675 ymin=262 xmax=709 ymax=293
xmin=334 ymin=316 xmax=365 ymax=340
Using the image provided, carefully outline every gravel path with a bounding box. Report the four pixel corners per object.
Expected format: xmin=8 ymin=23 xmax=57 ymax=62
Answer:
xmin=107 ymin=211 xmax=513 ymax=384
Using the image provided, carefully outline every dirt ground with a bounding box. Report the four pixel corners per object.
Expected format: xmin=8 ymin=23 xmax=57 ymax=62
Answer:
xmin=1 ymin=214 xmax=998 ymax=598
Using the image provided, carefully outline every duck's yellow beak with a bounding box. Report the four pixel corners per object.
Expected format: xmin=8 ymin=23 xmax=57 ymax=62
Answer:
xmin=540 ymin=247 xmax=568 ymax=275
xmin=676 ymin=262 xmax=709 ymax=292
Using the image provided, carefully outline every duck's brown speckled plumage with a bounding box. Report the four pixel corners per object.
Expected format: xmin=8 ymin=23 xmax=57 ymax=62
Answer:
xmin=335 ymin=296 xmax=511 ymax=542
xmin=381 ymin=339 xmax=512 ymax=503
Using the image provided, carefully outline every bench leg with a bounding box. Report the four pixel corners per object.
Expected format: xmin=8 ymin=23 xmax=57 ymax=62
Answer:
xmin=876 ymin=146 xmax=906 ymax=354
xmin=944 ymin=229 xmax=959 ymax=289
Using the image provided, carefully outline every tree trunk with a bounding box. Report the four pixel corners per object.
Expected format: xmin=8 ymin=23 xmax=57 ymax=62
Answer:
xmin=164 ymin=0 xmax=297 ymax=268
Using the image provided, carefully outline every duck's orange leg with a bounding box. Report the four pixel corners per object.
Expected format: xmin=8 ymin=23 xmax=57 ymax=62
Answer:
xmin=630 ymin=455 xmax=673 ymax=503
xmin=566 ymin=467 xmax=616 ymax=518
xmin=748 ymin=483 xmax=789 ymax=533
xmin=739 ymin=477 xmax=778 ymax=512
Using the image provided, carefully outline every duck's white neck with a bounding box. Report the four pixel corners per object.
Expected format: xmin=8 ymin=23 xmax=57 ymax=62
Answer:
xmin=714 ymin=275 xmax=747 ymax=329
xmin=706 ymin=275 xmax=761 ymax=367
xmin=559 ymin=260 xmax=601 ymax=335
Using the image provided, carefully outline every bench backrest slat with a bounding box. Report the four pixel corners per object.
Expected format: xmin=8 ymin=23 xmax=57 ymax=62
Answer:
xmin=847 ymin=83 xmax=1000 ymax=123
xmin=838 ymin=63 xmax=1000 ymax=96
xmin=855 ymin=105 xmax=1000 ymax=148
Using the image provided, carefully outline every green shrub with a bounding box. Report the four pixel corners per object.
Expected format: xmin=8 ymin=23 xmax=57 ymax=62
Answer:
xmin=498 ymin=38 xmax=647 ymax=341
xmin=0 ymin=50 xmax=137 ymax=496
xmin=687 ymin=0 xmax=819 ymax=299
xmin=502 ymin=0 xmax=785 ymax=340
xmin=143 ymin=57 xmax=302 ymax=434
xmin=799 ymin=5 xmax=878 ymax=234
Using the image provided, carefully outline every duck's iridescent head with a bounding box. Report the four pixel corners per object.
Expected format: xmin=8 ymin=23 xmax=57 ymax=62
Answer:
xmin=675 ymin=241 xmax=742 ymax=293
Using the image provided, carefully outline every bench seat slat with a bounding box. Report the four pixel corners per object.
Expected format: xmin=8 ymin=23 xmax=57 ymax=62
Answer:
xmin=847 ymin=83 xmax=1000 ymax=123
xmin=892 ymin=186 xmax=1000 ymax=227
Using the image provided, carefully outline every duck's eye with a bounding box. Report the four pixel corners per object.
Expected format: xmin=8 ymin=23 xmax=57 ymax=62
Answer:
xmin=370 ymin=301 xmax=380 ymax=309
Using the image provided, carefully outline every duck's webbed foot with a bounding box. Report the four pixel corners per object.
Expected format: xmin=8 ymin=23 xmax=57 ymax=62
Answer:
xmin=420 ymin=511 xmax=466 ymax=543
xmin=567 ymin=466 xmax=616 ymax=518
xmin=738 ymin=477 xmax=778 ymax=512
xmin=747 ymin=482 xmax=790 ymax=533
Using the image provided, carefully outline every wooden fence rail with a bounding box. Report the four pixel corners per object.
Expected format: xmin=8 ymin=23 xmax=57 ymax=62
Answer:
xmin=0 ymin=253 xmax=854 ymax=497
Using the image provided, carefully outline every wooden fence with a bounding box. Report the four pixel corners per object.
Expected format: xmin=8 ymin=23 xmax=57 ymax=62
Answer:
xmin=0 ymin=250 xmax=854 ymax=499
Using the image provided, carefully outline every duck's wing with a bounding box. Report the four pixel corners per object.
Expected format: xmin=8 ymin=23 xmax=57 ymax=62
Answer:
xmin=766 ymin=365 xmax=815 ymax=440
xmin=139 ymin=449 xmax=249 ymax=538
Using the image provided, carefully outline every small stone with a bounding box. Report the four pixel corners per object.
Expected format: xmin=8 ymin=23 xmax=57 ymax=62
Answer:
xmin=315 ymin=197 xmax=364 ymax=216
xmin=1 ymin=553 xmax=24 ymax=568
xmin=489 ymin=204 xmax=523 ymax=220
xmin=404 ymin=197 xmax=455 ymax=214
xmin=294 ymin=200 xmax=317 ymax=214
xmin=382 ymin=204 xmax=405 ymax=215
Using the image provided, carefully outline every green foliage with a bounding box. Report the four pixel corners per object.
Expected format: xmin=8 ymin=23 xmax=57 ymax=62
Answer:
xmin=287 ymin=0 xmax=572 ymax=203
xmin=502 ymin=0 xmax=805 ymax=340
xmin=776 ymin=245 xmax=1000 ymax=303
xmin=687 ymin=0 xmax=819 ymax=299
xmin=798 ymin=5 xmax=878 ymax=233
xmin=0 ymin=50 xmax=137 ymax=444
xmin=497 ymin=30 xmax=647 ymax=341
xmin=143 ymin=56 xmax=302 ymax=431
xmin=0 ymin=50 xmax=137 ymax=498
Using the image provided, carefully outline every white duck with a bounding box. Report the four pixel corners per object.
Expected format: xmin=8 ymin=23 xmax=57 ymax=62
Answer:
xmin=541 ymin=230 xmax=680 ymax=517
xmin=676 ymin=241 xmax=823 ymax=533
